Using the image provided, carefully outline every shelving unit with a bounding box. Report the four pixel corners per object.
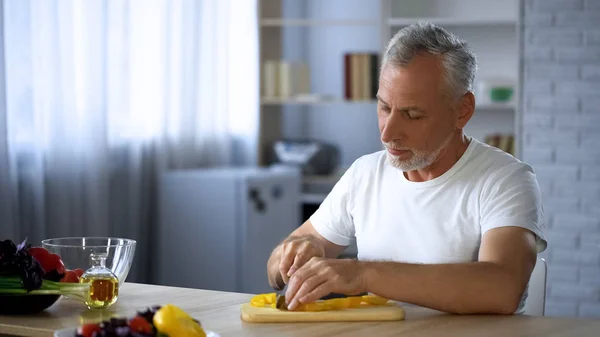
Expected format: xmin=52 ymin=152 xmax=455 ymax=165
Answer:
xmin=475 ymin=102 xmax=515 ymax=111
xmin=258 ymin=0 xmax=521 ymax=195
xmin=261 ymin=97 xmax=377 ymax=106
xmin=387 ymin=17 xmax=516 ymax=27
xmin=261 ymin=19 xmax=379 ymax=27
xmin=261 ymin=98 xmax=513 ymax=110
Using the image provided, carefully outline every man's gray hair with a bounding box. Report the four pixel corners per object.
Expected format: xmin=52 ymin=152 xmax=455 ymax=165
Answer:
xmin=382 ymin=22 xmax=477 ymax=98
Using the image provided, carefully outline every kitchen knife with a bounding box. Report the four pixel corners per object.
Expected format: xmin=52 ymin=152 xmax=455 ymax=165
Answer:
xmin=275 ymin=292 xmax=369 ymax=310
xmin=275 ymin=283 xmax=287 ymax=310
xmin=275 ymin=283 xmax=288 ymax=310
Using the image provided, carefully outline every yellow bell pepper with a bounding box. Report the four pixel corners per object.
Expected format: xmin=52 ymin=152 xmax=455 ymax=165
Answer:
xmin=153 ymin=304 xmax=206 ymax=337
xmin=296 ymin=301 xmax=332 ymax=311
xmin=248 ymin=293 xmax=390 ymax=311
xmin=250 ymin=293 xmax=278 ymax=308
xmin=327 ymin=298 xmax=350 ymax=310
xmin=349 ymin=296 xmax=364 ymax=308
xmin=361 ymin=295 xmax=389 ymax=305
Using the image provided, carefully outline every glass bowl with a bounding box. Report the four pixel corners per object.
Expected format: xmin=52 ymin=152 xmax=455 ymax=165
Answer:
xmin=41 ymin=237 xmax=136 ymax=287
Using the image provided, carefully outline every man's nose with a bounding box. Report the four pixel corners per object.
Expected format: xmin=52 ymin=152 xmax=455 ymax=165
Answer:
xmin=380 ymin=112 xmax=403 ymax=143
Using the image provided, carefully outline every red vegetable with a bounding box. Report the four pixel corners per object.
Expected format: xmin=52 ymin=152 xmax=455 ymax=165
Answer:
xmin=60 ymin=270 xmax=79 ymax=283
xmin=129 ymin=315 xmax=153 ymax=334
xmin=76 ymin=323 xmax=101 ymax=337
xmin=74 ymin=268 xmax=85 ymax=278
xmin=28 ymin=247 xmax=50 ymax=271
xmin=28 ymin=247 xmax=66 ymax=275
xmin=48 ymin=253 xmax=66 ymax=275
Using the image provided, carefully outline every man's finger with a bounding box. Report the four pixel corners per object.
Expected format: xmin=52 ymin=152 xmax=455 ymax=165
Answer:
xmin=279 ymin=244 xmax=295 ymax=284
xmin=298 ymin=283 xmax=331 ymax=305
xmin=285 ymin=258 xmax=321 ymax=305
xmin=288 ymin=273 xmax=328 ymax=311
xmin=288 ymin=251 xmax=313 ymax=277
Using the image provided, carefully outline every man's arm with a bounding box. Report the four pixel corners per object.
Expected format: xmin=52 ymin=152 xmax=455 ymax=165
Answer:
xmin=267 ymin=220 xmax=347 ymax=290
xmin=285 ymin=226 xmax=537 ymax=314
xmin=362 ymin=226 xmax=537 ymax=314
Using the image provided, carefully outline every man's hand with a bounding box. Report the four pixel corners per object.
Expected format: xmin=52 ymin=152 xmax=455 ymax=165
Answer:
xmin=278 ymin=235 xmax=325 ymax=285
xmin=267 ymin=220 xmax=347 ymax=290
xmin=284 ymin=257 xmax=367 ymax=311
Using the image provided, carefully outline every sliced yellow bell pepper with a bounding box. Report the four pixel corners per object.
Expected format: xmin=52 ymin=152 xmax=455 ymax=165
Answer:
xmin=349 ymin=296 xmax=364 ymax=308
xmin=361 ymin=295 xmax=389 ymax=305
xmin=325 ymin=297 xmax=361 ymax=309
xmin=249 ymin=293 xmax=391 ymax=311
xmin=327 ymin=298 xmax=351 ymax=309
xmin=153 ymin=304 xmax=206 ymax=337
xmin=296 ymin=301 xmax=332 ymax=311
xmin=250 ymin=293 xmax=278 ymax=308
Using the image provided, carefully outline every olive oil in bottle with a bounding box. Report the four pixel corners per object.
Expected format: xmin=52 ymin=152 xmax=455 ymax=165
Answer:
xmin=80 ymin=253 xmax=119 ymax=309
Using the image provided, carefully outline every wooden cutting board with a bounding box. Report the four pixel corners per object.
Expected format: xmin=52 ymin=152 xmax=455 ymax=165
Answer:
xmin=240 ymin=302 xmax=406 ymax=323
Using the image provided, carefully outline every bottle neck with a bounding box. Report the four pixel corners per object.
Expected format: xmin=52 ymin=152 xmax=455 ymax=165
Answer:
xmin=90 ymin=253 xmax=107 ymax=269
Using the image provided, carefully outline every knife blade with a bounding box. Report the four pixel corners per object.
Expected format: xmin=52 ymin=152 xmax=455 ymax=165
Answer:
xmin=320 ymin=292 xmax=368 ymax=300
xmin=275 ymin=283 xmax=288 ymax=310
xmin=275 ymin=294 xmax=288 ymax=310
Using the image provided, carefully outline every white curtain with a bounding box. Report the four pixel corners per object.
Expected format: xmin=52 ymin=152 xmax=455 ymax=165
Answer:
xmin=0 ymin=0 xmax=259 ymax=282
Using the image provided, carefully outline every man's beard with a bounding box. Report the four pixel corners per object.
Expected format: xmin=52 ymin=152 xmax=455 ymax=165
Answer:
xmin=383 ymin=133 xmax=454 ymax=172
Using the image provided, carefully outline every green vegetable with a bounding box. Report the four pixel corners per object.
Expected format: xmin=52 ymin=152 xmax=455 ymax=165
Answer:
xmin=0 ymin=276 xmax=89 ymax=302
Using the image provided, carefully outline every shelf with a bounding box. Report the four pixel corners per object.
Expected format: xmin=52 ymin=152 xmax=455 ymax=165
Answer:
xmin=475 ymin=102 xmax=515 ymax=111
xmin=260 ymin=19 xmax=379 ymax=27
xmin=388 ymin=17 xmax=516 ymax=27
xmin=262 ymin=98 xmax=512 ymax=111
xmin=261 ymin=97 xmax=377 ymax=105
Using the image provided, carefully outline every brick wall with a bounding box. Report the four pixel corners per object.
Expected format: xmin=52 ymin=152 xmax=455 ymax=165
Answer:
xmin=522 ymin=0 xmax=600 ymax=317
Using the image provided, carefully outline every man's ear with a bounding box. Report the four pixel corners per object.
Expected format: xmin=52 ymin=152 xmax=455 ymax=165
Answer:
xmin=455 ymin=91 xmax=475 ymax=129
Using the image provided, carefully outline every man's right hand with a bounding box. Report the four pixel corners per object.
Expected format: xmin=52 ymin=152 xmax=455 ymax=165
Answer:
xmin=278 ymin=235 xmax=325 ymax=285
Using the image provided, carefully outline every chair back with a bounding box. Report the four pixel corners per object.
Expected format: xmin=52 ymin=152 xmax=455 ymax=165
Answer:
xmin=524 ymin=258 xmax=547 ymax=316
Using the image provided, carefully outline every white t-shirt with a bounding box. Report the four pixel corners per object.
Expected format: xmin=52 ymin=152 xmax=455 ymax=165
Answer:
xmin=310 ymin=137 xmax=547 ymax=314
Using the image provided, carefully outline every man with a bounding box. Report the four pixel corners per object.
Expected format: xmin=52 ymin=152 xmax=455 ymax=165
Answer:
xmin=266 ymin=22 xmax=546 ymax=315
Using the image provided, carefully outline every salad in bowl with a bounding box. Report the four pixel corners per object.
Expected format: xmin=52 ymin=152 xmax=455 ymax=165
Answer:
xmin=0 ymin=238 xmax=90 ymax=314
xmin=54 ymin=304 xmax=219 ymax=337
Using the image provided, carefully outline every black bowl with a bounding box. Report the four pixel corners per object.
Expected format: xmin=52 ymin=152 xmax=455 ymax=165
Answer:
xmin=0 ymin=294 xmax=61 ymax=314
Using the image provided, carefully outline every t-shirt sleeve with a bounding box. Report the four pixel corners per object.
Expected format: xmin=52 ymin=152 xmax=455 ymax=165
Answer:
xmin=480 ymin=162 xmax=548 ymax=253
xmin=309 ymin=162 xmax=357 ymax=246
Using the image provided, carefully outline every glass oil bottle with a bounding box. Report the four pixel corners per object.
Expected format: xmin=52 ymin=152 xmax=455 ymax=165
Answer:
xmin=80 ymin=253 xmax=119 ymax=309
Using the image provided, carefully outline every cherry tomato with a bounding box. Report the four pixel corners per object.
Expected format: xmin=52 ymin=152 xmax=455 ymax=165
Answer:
xmin=129 ymin=315 xmax=153 ymax=334
xmin=60 ymin=270 xmax=79 ymax=283
xmin=48 ymin=253 xmax=66 ymax=275
xmin=28 ymin=247 xmax=66 ymax=275
xmin=76 ymin=323 xmax=101 ymax=337
xmin=74 ymin=268 xmax=85 ymax=278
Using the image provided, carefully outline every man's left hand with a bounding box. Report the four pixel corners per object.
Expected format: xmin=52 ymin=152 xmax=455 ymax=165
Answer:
xmin=284 ymin=257 xmax=367 ymax=310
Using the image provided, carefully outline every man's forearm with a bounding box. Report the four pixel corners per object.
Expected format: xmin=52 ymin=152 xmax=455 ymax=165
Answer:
xmin=362 ymin=261 xmax=525 ymax=314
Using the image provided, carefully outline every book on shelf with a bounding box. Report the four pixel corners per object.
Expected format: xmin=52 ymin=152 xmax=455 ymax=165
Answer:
xmin=261 ymin=60 xmax=310 ymax=99
xmin=484 ymin=133 xmax=514 ymax=156
xmin=344 ymin=52 xmax=379 ymax=101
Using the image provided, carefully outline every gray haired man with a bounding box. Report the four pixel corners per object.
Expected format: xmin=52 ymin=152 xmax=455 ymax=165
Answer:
xmin=267 ymin=23 xmax=546 ymax=315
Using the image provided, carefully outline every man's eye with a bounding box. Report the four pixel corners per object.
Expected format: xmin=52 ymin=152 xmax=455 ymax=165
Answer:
xmin=403 ymin=110 xmax=421 ymax=119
